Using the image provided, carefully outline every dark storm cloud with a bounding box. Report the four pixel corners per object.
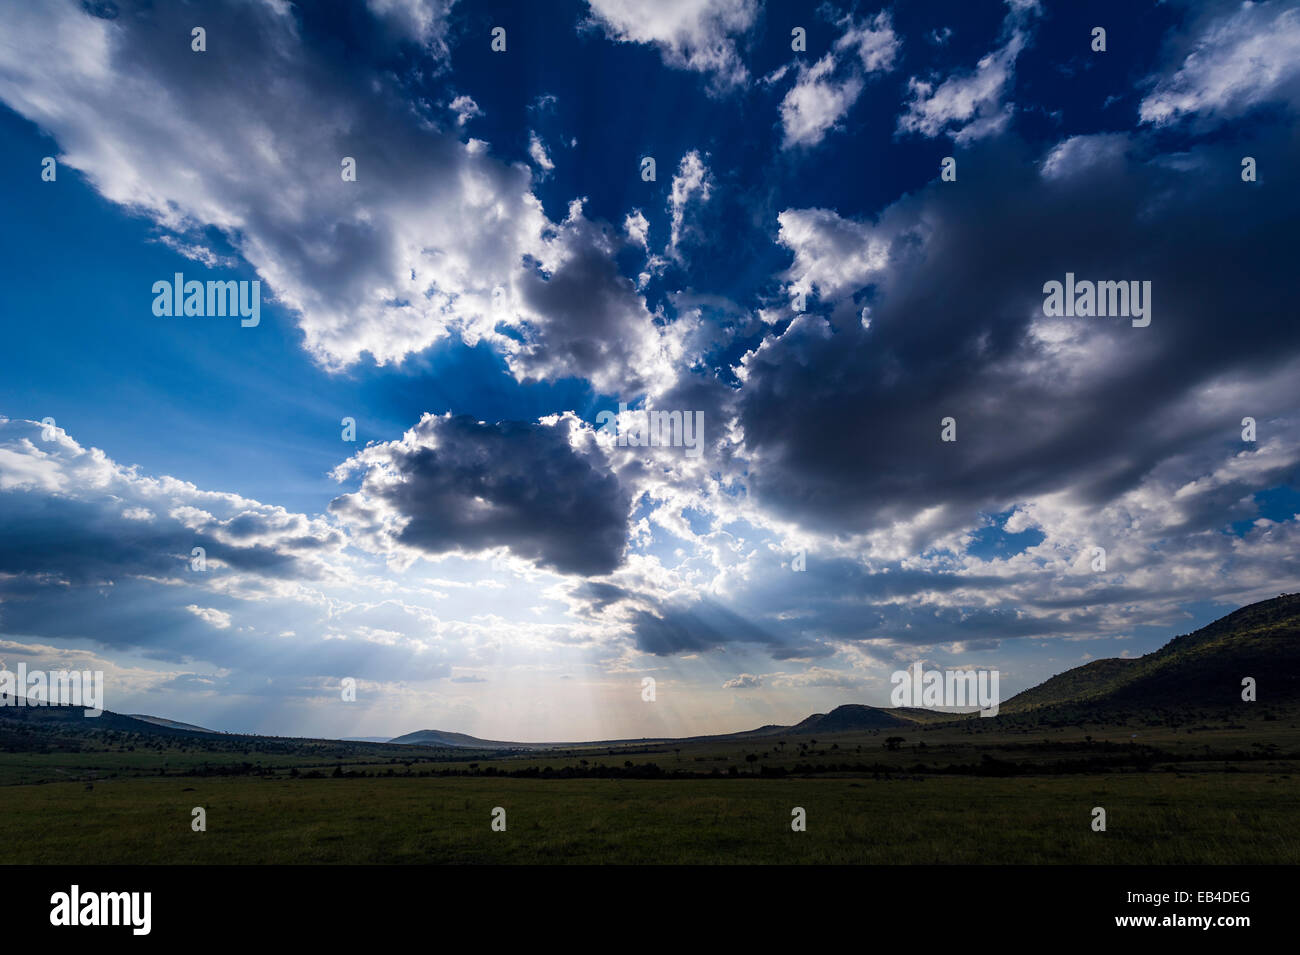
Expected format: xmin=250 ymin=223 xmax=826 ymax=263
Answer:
xmin=0 ymin=485 xmax=327 ymax=585
xmin=571 ymin=580 xmax=630 ymax=612
xmin=0 ymin=422 xmax=465 ymax=684
xmin=333 ymin=413 xmax=630 ymax=576
xmin=0 ymin=572 xmax=453 ymax=683
xmin=629 ymin=597 xmax=783 ymax=656
xmin=0 ymin=496 xmax=188 ymax=584
xmin=650 ymin=553 xmax=1102 ymax=654
xmin=741 ymin=123 xmax=1300 ymax=538
xmin=511 ymin=214 xmax=663 ymax=395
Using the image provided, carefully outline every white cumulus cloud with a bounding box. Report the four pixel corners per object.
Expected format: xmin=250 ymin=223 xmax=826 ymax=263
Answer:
xmin=584 ymin=0 xmax=758 ymax=90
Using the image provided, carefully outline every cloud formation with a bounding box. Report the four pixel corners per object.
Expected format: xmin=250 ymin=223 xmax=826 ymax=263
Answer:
xmin=898 ymin=0 xmax=1038 ymax=142
xmin=1139 ymin=1 xmax=1300 ymax=126
xmin=584 ymin=0 xmax=758 ymax=90
xmin=0 ymin=0 xmax=681 ymax=402
xmin=332 ymin=413 xmax=631 ymax=576
xmin=2 ymin=0 xmax=1298 ymax=735
xmin=779 ymin=11 xmax=899 ymax=148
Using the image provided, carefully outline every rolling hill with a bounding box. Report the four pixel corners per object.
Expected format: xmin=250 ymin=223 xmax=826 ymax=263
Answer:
xmin=127 ymin=714 xmax=220 ymax=734
xmin=0 ymin=704 xmax=206 ymax=737
xmin=1000 ymin=592 xmax=1300 ymax=715
xmin=387 ymin=729 xmax=552 ymax=749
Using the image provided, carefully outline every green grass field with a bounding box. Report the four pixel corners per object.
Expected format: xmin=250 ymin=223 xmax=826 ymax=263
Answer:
xmin=3 ymin=772 xmax=1296 ymax=864
xmin=5 ymin=702 xmax=1297 ymax=864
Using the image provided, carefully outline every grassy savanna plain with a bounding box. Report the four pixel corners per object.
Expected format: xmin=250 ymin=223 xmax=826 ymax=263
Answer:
xmin=1 ymin=774 xmax=1295 ymax=865
xmin=2 ymin=706 xmax=1298 ymax=864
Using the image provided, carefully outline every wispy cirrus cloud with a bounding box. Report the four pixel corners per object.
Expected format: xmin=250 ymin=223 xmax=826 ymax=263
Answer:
xmin=1139 ymin=1 xmax=1300 ymax=126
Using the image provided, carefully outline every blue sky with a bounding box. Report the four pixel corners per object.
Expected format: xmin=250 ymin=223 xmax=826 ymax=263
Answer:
xmin=1 ymin=0 xmax=1298 ymax=740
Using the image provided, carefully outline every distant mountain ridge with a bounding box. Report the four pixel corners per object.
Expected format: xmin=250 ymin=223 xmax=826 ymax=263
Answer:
xmin=6 ymin=594 xmax=1295 ymax=748
xmin=0 ymin=705 xmax=208 ymax=736
xmin=387 ymin=702 xmax=923 ymax=749
xmin=388 ymin=728 xmax=550 ymax=749
xmin=128 ymin=714 xmax=219 ymax=734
